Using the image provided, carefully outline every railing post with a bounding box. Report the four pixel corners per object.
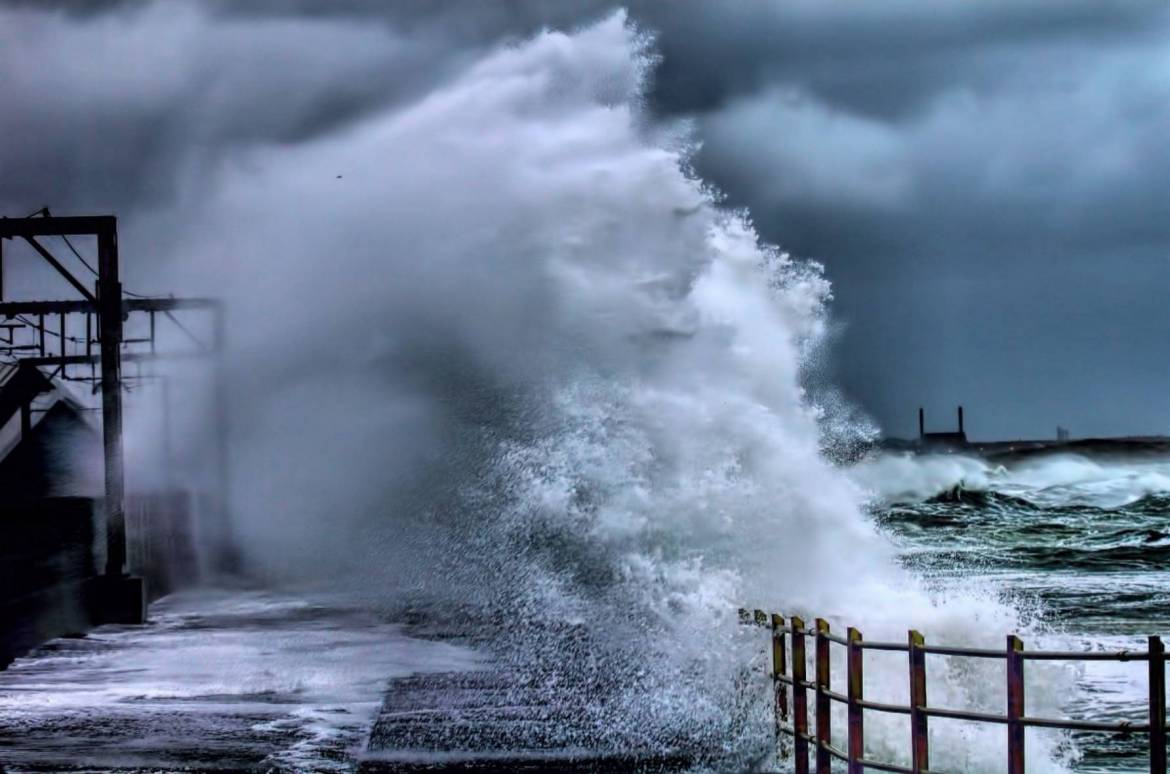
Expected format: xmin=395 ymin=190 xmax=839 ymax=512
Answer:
xmin=815 ymin=618 xmax=832 ymax=774
xmin=909 ymin=630 xmax=929 ymax=773
xmin=1007 ymin=634 xmax=1025 ymax=774
xmin=772 ymin=613 xmax=789 ymax=726
xmin=1150 ymin=635 xmax=1166 ymax=774
xmin=791 ymin=616 xmax=810 ymax=774
xmin=847 ymin=627 xmax=864 ymax=774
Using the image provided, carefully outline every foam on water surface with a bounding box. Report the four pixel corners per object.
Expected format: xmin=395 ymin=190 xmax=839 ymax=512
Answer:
xmin=864 ymin=451 xmax=1170 ymax=771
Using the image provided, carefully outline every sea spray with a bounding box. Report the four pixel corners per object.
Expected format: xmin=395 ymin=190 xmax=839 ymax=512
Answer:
xmin=140 ymin=11 xmax=1077 ymax=770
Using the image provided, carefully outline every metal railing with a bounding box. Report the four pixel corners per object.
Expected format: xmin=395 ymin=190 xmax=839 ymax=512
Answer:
xmin=739 ymin=609 xmax=1168 ymax=773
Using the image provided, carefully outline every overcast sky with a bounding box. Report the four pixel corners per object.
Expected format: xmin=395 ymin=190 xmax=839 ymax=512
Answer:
xmin=3 ymin=0 xmax=1169 ymax=440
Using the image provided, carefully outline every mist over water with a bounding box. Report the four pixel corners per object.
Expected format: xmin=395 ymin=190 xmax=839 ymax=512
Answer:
xmin=113 ymin=11 xmax=1078 ymax=770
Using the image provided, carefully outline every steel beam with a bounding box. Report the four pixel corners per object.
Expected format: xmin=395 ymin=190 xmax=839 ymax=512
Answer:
xmin=17 ymin=351 xmax=211 ymax=367
xmin=21 ymin=236 xmax=97 ymax=304
xmin=97 ymin=226 xmax=126 ymax=577
xmin=0 ymin=297 xmax=220 ymax=316
xmin=0 ymin=215 xmax=116 ymax=238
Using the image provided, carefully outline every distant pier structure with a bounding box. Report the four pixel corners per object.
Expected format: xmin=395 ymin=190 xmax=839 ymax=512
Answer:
xmin=918 ymin=405 xmax=969 ymax=450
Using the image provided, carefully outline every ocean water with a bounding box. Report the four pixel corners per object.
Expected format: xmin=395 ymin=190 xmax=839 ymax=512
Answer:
xmin=857 ymin=451 xmax=1170 ymax=772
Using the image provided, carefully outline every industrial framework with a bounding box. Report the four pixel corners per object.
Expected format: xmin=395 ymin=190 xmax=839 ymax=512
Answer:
xmin=0 ymin=212 xmax=225 ymax=622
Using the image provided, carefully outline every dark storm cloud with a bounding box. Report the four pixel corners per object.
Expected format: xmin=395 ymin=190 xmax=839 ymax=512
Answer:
xmin=641 ymin=0 xmax=1168 ymax=117
xmin=0 ymin=0 xmax=136 ymax=14
xmin=3 ymin=0 xmax=1168 ymax=438
xmin=659 ymin=3 xmax=1170 ymax=438
xmin=0 ymin=0 xmax=626 ymax=215
xmin=0 ymin=2 xmax=490 ymax=214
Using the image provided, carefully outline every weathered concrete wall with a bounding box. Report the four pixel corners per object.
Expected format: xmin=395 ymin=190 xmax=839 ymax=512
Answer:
xmin=127 ymin=490 xmax=201 ymax=598
xmin=0 ymin=492 xmax=200 ymax=668
xmin=0 ymin=497 xmax=96 ymax=668
xmin=0 ymin=403 xmax=100 ymax=500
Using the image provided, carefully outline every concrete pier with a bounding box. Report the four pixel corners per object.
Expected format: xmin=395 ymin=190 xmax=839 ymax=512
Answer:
xmin=1 ymin=492 xmax=198 ymax=666
xmin=0 ymin=592 xmax=704 ymax=772
xmin=360 ymin=669 xmax=694 ymax=773
xmin=0 ymin=590 xmax=479 ymax=772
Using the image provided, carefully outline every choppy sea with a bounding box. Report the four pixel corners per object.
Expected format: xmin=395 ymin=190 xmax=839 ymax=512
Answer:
xmin=867 ymin=451 xmax=1170 ymax=772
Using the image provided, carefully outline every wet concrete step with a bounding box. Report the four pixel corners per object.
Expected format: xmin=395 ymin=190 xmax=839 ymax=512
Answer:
xmin=357 ymin=752 xmax=694 ymax=773
xmin=361 ymin=670 xmax=693 ymax=773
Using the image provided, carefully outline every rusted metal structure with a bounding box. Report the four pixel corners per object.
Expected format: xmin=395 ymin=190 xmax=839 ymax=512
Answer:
xmin=741 ymin=609 xmax=1169 ymax=773
xmin=0 ymin=212 xmax=225 ymax=623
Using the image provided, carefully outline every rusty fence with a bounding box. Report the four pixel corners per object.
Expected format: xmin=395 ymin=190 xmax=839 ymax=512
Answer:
xmin=739 ymin=609 xmax=1168 ymax=773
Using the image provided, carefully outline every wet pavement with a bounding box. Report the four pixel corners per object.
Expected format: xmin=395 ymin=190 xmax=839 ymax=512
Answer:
xmin=0 ymin=589 xmax=479 ymax=772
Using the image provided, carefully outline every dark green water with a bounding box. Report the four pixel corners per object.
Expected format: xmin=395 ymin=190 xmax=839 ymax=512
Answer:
xmin=870 ymin=453 xmax=1170 ymax=772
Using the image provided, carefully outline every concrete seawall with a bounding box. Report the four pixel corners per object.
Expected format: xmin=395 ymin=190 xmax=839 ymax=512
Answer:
xmin=0 ymin=498 xmax=95 ymax=668
xmin=0 ymin=493 xmax=199 ymax=669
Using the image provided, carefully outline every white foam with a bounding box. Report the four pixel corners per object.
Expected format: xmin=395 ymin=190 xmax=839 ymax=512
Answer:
xmin=853 ymin=451 xmax=1170 ymax=508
